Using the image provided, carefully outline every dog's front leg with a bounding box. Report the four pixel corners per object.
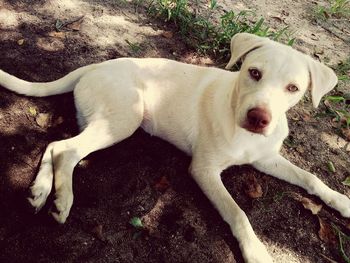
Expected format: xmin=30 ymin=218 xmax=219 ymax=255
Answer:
xmin=253 ymin=154 xmax=350 ymax=217
xmin=190 ymin=162 xmax=273 ymax=263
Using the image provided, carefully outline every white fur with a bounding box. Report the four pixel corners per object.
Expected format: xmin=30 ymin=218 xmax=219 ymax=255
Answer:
xmin=0 ymin=33 xmax=348 ymax=263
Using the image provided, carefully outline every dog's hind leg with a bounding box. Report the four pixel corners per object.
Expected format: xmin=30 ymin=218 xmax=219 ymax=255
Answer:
xmin=28 ymin=94 xmax=143 ymax=223
xmin=29 ymin=115 xmax=142 ymax=223
xmin=28 ymin=66 xmax=145 ymax=223
xmin=53 ymin=120 xmax=141 ymax=223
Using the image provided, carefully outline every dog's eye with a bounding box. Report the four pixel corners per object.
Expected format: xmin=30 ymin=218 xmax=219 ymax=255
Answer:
xmin=248 ymin=68 xmax=262 ymax=81
xmin=286 ymin=84 xmax=299 ymax=93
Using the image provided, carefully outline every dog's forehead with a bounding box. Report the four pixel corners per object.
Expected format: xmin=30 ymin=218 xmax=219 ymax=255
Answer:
xmin=241 ymin=45 xmax=311 ymax=89
xmin=245 ymin=45 xmax=308 ymax=74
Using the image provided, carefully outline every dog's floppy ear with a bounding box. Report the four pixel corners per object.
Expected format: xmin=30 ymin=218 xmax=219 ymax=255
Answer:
xmin=307 ymin=58 xmax=338 ymax=108
xmin=225 ymin=33 xmax=268 ymax=69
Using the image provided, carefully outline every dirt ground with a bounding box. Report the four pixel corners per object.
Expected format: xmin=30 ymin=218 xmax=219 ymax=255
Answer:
xmin=0 ymin=0 xmax=349 ymax=262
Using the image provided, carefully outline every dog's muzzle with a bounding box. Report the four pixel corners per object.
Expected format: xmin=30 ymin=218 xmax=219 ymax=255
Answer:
xmin=242 ymin=107 xmax=271 ymax=134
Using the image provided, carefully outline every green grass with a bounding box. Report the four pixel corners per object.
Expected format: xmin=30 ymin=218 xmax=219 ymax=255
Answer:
xmin=125 ymin=39 xmax=142 ymax=54
xmin=319 ymin=57 xmax=350 ymax=136
xmin=323 ymin=94 xmax=350 ymax=128
xmin=332 ymin=224 xmax=350 ymax=263
xmin=343 ymin=176 xmax=350 ymax=186
xmin=147 ymin=0 xmax=295 ymax=59
xmin=335 ymin=57 xmax=350 ymax=84
xmin=316 ymin=0 xmax=350 ymax=19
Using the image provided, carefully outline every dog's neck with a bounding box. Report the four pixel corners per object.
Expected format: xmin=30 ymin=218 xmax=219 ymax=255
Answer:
xmin=213 ymin=78 xmax=240 ymax=144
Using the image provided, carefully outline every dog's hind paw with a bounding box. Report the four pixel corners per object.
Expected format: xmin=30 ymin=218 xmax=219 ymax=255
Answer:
xmin=49 ymin=192 xmax=73 ymax=224
xmin=27 ymin=181 xmax=52 ymax=213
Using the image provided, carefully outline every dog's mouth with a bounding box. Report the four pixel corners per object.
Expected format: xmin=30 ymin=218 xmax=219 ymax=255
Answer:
xmin=241 ymin=122 xmax=266 ymax=135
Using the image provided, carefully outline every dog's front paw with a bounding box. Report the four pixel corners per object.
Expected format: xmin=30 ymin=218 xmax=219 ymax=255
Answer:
xmin=329 ymin=192 xmax=350 ymax=218
xmin=242 ymin=241 xmax=273 ymax=263
xmin=49 ymin=191 xmax=73 ymax=224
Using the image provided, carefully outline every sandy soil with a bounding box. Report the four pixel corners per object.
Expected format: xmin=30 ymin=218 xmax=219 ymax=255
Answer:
xmin=0 ymin=0 xmax=349 ymax=262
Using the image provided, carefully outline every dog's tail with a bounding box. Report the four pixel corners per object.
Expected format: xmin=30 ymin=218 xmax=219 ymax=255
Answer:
xmin=0 ymin=64 xmax=96 ymax=97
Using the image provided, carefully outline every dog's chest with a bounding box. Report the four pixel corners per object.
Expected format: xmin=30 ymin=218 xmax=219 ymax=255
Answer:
xmin=228 ymin=127 xmax=286 ymax=165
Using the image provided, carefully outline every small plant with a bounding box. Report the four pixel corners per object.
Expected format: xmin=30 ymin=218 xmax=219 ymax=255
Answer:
xmin=343 ymin=176 xmax=350 ymax=186
xmin=327 ymin=160 xmax=336 ymax=173
xmin=323 ymin=94 xmax=350 ymax=128
xmin=319 ymin=57 xmax=350 ymax=140
xmin=129 ymin=216 xmax=143 ymax=228
xmin=335 ymin=57 xmax=350 ymax=83
xmin=148 ymin=0 xmax=295 ymax=59
xmin=129 ymin=216 xmax=144 ymax=240
xmin=201 ymin=10 xmax=294 ymax=56
xmin=319 ymin=92 xmax=350 ymax=141
xmin=209 ymin=0 xmax=217 ymax=10
xmin=125 ymin=39 xmax=142 ymax=54
xmin=316 ymin=0 xmax=350 ymax=19
xmin=148 ymin=0 xmax=192 ymax=26
xmin=332 ymin=224 xmax=350 ymax=263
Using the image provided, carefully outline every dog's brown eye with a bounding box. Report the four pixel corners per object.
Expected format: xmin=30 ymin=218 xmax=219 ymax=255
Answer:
xmin=286 ymin=84 xmax=299 ymax=93
xmin=248 ymin=68 xmax=262 ymax=81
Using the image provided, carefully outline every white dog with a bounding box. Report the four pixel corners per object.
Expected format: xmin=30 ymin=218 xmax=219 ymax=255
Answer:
xmin=1 ymin=33 xmax=349 ymax=263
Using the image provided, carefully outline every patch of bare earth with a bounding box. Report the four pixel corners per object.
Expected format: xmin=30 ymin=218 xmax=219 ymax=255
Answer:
xmin=0 ymin=1 xmax=349 ymax=263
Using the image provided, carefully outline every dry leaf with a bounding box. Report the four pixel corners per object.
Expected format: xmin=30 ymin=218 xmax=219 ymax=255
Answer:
xmin=318 ymin=217 xmax=337 ymax=245
xmin=341 ymin=128 xmax=350 ymax=141
xmin=324 ymin=99 xmax=332 ymax=108
xmin=270 ymin=16 xmax=284 ymax=23
xmin=296 ymin=145 xmax=305 ymax=154
xmin=281 ymin=10 xmax=289 ymax=16
xmin=66 ymin=16 xmax=84 ymax=31
xmin=310 ymin=33 xmax=319 ymax=41
xmin=36 ymin=37 xmax=65 ymax=52
xmin=314 ymin=47 xmax=324 ymax=55
xmin=154 ymin=176 xmax=170 ymax=192
xmin=245 ymin=174 xmax=263 ymax=198
xmin=48 ymin=31 xmax=66 ymax=39
xmin=291 ymin=193 xmax=322 ymax=215
xmin=91 ymin=224 xmax=105 ymax=241
xmin=28 ymin=107 xmax=37 ymax=116
xmin=301 ymin=197 xmax=322 ymax=215
xmin=162 ymin=31 xmax=173 ymax=39
xmin=53 ymin=116 xmax=64 ymax=127
xmin=17 ymin=39 xmax=24 ymax=45
xmin=290 ymin=112 xmax=299 ymax=121
xmin=301 ymin=113 xmax=311 ymax=121
xmin=35 ymin=113 xmax=51 ymax=128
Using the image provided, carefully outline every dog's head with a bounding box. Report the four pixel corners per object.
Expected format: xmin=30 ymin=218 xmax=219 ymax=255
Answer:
xmin=226 ymin=33 xmax=338 ymax=136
